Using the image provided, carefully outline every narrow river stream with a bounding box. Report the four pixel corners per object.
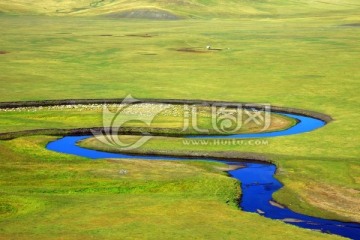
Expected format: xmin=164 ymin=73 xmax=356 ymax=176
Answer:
xmin=46 ymin=113 xmax=360 ymax=239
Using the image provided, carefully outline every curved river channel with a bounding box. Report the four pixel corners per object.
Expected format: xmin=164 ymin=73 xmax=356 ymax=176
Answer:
xmin=46 ymin=113 xmax=360 ymax=239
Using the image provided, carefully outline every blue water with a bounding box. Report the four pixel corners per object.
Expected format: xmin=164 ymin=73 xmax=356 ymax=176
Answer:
xmin=229 ymin=163 xmax=360 ymax=240
xmin=47 ymin=135 xmax=178 ymax=160
xmin=190 ymin=113 xmax=326 ymax=139
xmin=46 ymin=112 xmax=360 ymax=239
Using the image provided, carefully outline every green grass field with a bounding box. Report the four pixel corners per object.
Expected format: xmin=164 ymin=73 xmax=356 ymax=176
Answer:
xmin=0 ymin=104 xmax=293 ymax=135
xmin=0 ymin=0 xmax=359 ymax=239
xmin=1 ymin=0 xmax=359 ymax=17
xmin=0 ymin=136 xmax=344 ymax=239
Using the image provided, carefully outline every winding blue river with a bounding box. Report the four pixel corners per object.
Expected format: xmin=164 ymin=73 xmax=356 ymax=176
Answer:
xmin=46 ymin=112 xmax=360 ymax=239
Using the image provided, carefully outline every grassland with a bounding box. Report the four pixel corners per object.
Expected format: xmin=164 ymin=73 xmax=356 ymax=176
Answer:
xmin=0 ymin=136 xmax=344 ymax=240
xmin=80 ymin=127 xmax=360 ymax=223
xmin=0 ymin=104 xmax=293 ymax=135
xmin=1 ymin=0 xmax=359 ymax=18
xmin=0 ymin=1 xmax=359 ymax=239
xmin=0 ymin=14 xmax=359 ymax=103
